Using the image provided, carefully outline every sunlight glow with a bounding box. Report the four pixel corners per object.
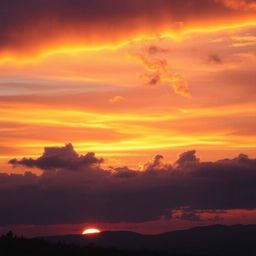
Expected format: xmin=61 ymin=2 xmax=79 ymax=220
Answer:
xmin=82 ymin=228 xmax=101 ymax=235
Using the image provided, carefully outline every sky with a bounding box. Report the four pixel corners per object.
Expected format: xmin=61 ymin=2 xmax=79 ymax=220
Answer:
xmin=0 ymin=0 xmax=256 ymax=236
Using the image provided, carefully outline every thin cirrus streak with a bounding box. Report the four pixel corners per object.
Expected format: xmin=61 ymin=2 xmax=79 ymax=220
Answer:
xmin=0 ymin=101 xmax=255 ymax=169
xmin=0 ymin=22 xmax=255 ymax=101
xmin=0 ymin=21 xmax=256 ymax=64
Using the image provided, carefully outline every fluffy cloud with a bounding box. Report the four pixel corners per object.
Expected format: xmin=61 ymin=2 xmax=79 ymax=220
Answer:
xmin=2 ymin=144 xmax=256 ymax=226
xmin=175 ymin=150 xmax=199 ymax=167
xmin=9 ymin=143 xmax=103 ymax=170
xmin=143 ymin=155 xmax=172 ymax=172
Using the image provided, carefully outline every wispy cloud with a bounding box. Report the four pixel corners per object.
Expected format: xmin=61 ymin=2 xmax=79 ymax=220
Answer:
xmin=132 ymin=44 xmax=191 ymax=97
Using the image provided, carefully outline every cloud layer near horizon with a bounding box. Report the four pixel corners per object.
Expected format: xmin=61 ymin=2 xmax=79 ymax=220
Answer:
xmin=1 ymin=144 xmax=255 ymax=226
xmin=0 ymin=0 xmax=256 ymax=56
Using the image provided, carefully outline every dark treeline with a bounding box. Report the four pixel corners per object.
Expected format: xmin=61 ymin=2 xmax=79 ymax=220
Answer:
xmin=0 ymin=231 xmax=200 ymax=256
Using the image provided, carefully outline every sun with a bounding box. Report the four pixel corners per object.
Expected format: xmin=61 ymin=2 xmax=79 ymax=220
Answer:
xmin=82 ymin=228 xmax=101 ymax=235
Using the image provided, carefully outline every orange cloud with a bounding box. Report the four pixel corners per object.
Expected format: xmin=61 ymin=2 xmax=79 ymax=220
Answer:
xmin=109 ymin=96 xmax=126 ymax=103
xmin=0 ymin=0 xmax=256 ymax=60
xmin=132 ymin=44 xmax=191 ymax=97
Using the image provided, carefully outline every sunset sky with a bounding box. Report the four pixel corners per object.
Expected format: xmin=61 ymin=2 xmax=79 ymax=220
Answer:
xmin=0 ymin=0 xmax=256 ymax=236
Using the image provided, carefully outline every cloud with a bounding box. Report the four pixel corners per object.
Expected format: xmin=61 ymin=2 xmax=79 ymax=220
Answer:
xmin=112 ymin=166 xmax=139 ymax=178
xmin=109 ymin=96 xmax=126 ymax=104
xmin=146 ymin=45 xmax=169 ymax=55
xmin=1 ymin=144 xmax=256 ymax=226
xmin=177 ymin=211 xmax=202 ymax=222
xmin=208 ymin=54 xmax=223 ymax=64
xmin=143 ymin=155 xmax=173 ymax=172
xmin=215 ymin=0 xmax=256 ymax=11
xmin=175 ymin=150 xmax=199 ymax=167
xmin=174 ymin=208 xmax=225 ymax=222
xmin=133 ymin=44 xmax=191 ymax=97
xmin=9 ymin=143 xmax=103 ymax=171
xmin=0 ymin=0 xmax=253 ymax=56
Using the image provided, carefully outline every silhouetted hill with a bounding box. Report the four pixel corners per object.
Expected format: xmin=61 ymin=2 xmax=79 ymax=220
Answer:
xmin=44 ymin=224 xmax=256 ymax=256
xmin=0 ymin=231 xmax=196 ymax=256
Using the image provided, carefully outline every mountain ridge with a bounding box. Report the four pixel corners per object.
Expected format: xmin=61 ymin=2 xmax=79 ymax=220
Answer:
xmin=42 ymin=224 xmax=256 ymax=256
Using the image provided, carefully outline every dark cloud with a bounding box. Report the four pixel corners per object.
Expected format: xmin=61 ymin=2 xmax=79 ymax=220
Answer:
xmin=9 ymin=143 xmax=103 ymax=170
xmin=112 ymin=166 xmax=139 ymax=178
xmin=178 ymin=212 xmax=202 ymax=222
xmin=0 ymin=0 xmax=252 ymax=56
xmin=147 ymin=45 xmax=169 ymax=55
xmin=208 ymin=54 xmax=223 ymax=64
xmin=175 ymin=150 xmax=199 ymax=167
xmin=143 ymin=155 xmax=172 ymax=172
xmin=1 ymin=145 xmax=256 ymax=226
xmin=147 ymin=74 xmax=161 ymax=86
xmin=174 ymin=208 xmax=225 ymax=222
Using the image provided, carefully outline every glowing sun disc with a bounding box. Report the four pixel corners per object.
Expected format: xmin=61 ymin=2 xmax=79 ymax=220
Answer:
xmin=82 ymin=228 xmax=101 ymax=235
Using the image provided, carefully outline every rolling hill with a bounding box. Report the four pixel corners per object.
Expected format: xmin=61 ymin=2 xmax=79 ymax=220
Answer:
xmin=44 ymin=224 xmax=256 ymax=256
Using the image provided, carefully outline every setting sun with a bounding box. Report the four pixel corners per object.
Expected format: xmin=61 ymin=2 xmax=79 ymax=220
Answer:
xmin=82 ymin=228 xmax=101 ymax=235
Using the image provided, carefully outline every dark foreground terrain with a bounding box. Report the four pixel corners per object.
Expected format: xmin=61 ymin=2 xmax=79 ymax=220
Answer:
xmin=45 ymin=225 xmax=256 ymax=256
xmin=1 ymin=225 xmax=256 ymax=256
xmin=0 ymin=231 xmax=196 ymax=256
